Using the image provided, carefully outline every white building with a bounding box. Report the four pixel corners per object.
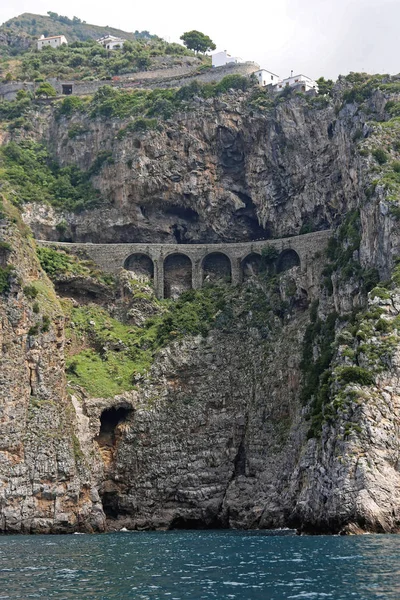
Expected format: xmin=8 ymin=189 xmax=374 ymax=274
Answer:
xmin=37 ymin=35 xmax=68 ymax=50
xmin=97 ymin=35 xmax=126 ymax=50
xmin=254 ymin=69 xmax=280 ymax=87
xmin=212 ymin=50 xmax=243 ymax=68
xmin=274 ymin=74 xmax=319 ymax=93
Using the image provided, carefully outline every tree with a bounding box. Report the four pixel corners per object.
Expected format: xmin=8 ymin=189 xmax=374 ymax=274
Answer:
xmin=316 ymin=77 xmax=334 ymax=97
xmin=35 ymin=82 xmax=57 ymax=97
xmin=180 ymin=30 xmax=216 ymax=53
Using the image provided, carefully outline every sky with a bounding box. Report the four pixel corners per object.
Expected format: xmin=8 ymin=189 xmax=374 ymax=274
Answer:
xmin=1 ymin=0 xmax=399 ymax=80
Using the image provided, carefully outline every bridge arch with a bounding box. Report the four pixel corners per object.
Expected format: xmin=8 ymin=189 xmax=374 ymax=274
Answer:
xmin=202 ymin=252 xmax=232 ymax=284
xmin=124 ymin=252 xmax=154 ymax=281
xmin=164 ymin=253 xmax=193 ymax=299
xmin=241 ymin=252 xmax=262 ymax=282
xmin=276 ymin=249 xmax=301 ymax=273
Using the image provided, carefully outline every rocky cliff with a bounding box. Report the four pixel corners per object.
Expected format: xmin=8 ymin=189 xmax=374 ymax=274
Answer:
xmin=0 ymin=199 xmax=104 ymax=532
xmin=2 ymin=75 xmax=400 ymax=533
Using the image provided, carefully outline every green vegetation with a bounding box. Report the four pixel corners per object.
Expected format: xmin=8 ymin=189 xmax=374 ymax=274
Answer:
xmin=23 ymin=284 xmax=38 ymax=298
xmin=0 ymin=140 xmax=103 ymax=212
xmin=337 ymin=366 xmax=375 ymax=386
xmin=64 ymin=285 xmax=230 ymax=397
xmin=35 ymin=81 xmax=57 ymax=97
xmin=180 ymin=30 xmax=216 ymax=53
xmin=247 ymin=87 xmax=274 ymax=112
xmin=342 ymin=73 xmax=391 ymax=104
xmin=372 ymin=148 xmax=388 ymax=165
xmin=260 ymin=245 xmax=279 ymax=272
xmin=0 ymin=91 xmax=32 ymax=121
xmin=37 ymin=246 xmax=115 ymax=285
xmin=56 ymin=95 xmax=86 ymax=116
xmin=0 ymin=11 xmax=154 ymax=58
xmin=116 ymin=118 xmax=159 ymax=139
xmin=0 ymin=241 xmax=12 ymax=252
xmin=300 ymin=302 xmax=337 ymax=436
xmin=322 ymin=210 xmax=379 ymax=294
xmin=0 ymin=265 xmax=14 ymax=293
xmin=67 ymin=124 xmax=89 ymax=138
xmin=84 ymin=76 xmax=251 ymax=122
xmin=316 ymin=76 xmax=334 ymax=96
xmin=13 ymin=36 xmax=200 ymax=81
xmin=28 ymin=314 xmax=52 ymax=335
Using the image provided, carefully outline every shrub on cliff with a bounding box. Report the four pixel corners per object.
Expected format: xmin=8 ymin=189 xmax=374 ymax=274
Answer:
xmin=337 ymin=366 xmax=375 ymax=386
xmin=0 ymin=265 xmax=14 ymax=294
xmin=35 ymin=82 xmax=57 ymax=97
xmin=0 ymin=140 xmax=103 ymax=212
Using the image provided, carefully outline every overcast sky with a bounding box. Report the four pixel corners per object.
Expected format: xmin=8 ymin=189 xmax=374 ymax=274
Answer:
xmin=1 ymin=0 xmax=399 ymax=80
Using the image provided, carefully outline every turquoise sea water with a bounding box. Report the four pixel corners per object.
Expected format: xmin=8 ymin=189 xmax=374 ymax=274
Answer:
xmin=0 ymin=530 xmax=399 ymax=599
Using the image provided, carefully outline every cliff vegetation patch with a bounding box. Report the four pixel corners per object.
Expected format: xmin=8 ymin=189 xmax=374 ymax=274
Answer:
xmin=0 ymin=140 xmax=104 ymax=212
xmin=63 ymin=285 xmax=231 ymax=397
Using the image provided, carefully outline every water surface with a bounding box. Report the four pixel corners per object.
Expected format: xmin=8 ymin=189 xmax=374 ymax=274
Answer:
xmin=0 ymin=530 xmax=399 ymax=599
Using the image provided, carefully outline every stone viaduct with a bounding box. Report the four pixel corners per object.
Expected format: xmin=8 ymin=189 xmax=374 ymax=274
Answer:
xmin=37 ymin=230 xmax=331 ymax=299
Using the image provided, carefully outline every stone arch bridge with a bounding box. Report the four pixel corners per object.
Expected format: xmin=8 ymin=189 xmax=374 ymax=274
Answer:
xmin=37 ymin=230 xmax=331 ymax=299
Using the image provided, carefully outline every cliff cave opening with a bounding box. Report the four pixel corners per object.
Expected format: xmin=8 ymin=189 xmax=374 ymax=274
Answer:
xmin=97 ymin=406 xmax=132 ymax=449
xmin=203 ymin=252 xmax=232 ymax=283
xmin=165 ymin=205 xmax=199 ymax=221
xmin=234 ymin=192 xmax=269 ymax=241
xmin=164 ymin=253 xmax=192 ymax=299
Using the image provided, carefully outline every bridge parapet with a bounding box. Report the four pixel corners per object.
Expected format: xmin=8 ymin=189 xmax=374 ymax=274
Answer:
xmin=37 ymin=230 xmax=332 ymax=298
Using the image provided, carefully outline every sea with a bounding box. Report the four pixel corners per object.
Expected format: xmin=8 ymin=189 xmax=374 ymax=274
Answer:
xmin=0 ymin=530 xmax=399 ymax=599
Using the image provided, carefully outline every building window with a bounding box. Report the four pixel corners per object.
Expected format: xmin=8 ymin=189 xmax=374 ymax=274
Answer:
xmin=62 ymin=84 xmax=73 ymax=95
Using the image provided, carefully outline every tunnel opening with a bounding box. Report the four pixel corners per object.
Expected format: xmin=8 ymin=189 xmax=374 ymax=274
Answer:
xmin=96 ymin=406 xmax=132 ymax=449
xmin=124 ymin=253 xmax=154 ymax=281
xmin=277 ymin=249 xmax=301 ymax=273
xmin=203 ymin=252 xmax=232 ymax=284
xmin=242 ymin=253 xmax=262 ymax=282
xmin=164 ymin=253 xmax=192 ymax=299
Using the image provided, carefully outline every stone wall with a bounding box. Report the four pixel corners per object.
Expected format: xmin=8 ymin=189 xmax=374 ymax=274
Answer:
xmin=0 ymin=81 xmax=35 ymax=101
xmin=37 ymin=230 xmax=331 ymax=298
xmin=0 ymin=62 xmax=260 ymax=101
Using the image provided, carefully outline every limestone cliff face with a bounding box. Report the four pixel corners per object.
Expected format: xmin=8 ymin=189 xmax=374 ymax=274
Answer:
xmin=23 ymin=90 xmax=363 ymax=245
xmin=0 ymin=201 xmax=105 ymax=532
xmin=4 ymin=83 xmax=400 ymax=534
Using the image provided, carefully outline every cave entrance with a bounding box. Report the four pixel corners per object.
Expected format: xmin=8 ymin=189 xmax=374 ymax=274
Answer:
xmin=276 ymin=249 xmax=301 ymax=273
xmin=62 ymin=84 xmax=73 ymax=95
xmin=124 ymin=253 xmax=154 ymax=282
xmin=164 ymin=253 xmax=192 ymax=299
xmin=242 ymin=253 xmax=262 ymax=282
xmin=96 ymin=406 xmax=132 ymax=449
xmin=202 ymin=252 xmax=232 ymax=284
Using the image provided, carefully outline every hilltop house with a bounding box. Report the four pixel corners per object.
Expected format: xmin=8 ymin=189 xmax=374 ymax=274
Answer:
xmin=274 ymin=73 xmax=318 ymax=93
xmin=212 ymin=50 xmax=243 ymax=68
xmin=97 ymin=35 xmax=126 ymax=50
xmin=37 ymin=35 xmax=68 ymax=50
xmin=254 ymin=69 xmax=280 ymax=86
